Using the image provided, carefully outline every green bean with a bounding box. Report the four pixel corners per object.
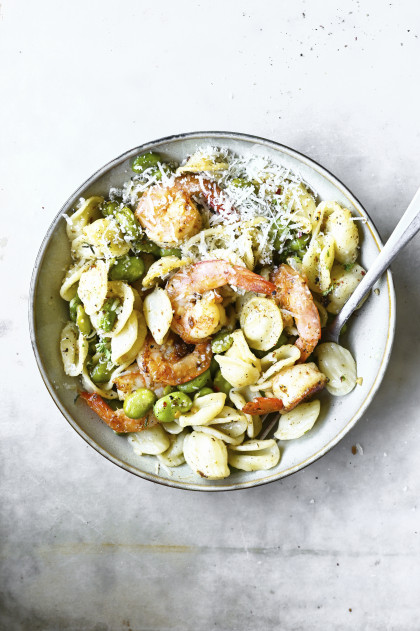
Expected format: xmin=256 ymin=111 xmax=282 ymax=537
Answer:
xmin=194 ymin=387 xmax=214 ymax=400
xmin=211 ymin=330 xmax=233 ymax=354
xmin=114 ymin=206 xmax=142 ymax=240
xmin=153 ymin=392 xmax=193 ymax=423
xmin=123 ymin=388 xmax=157 ymax=419
xmin=159 ymin=247 xmax=182 ymax=258
xmin=90 ymin=360 xmax=113 ymax=384
xmin=177 ymin=369 xmax=211 ymax=394
xmin=213 ymin=370 xmax=233 ymax=396
xmin=97 ymin=298 xmax=120 ymax=333
xmin=109 ymin=256 xmax=145 ymax=282
xmin=163 ymin=385 xmax=175 ymax=396
xmin=76 ymin=304 xmax=91 ymax=336
xmin=101 ymin=200 xmax=120 ymax=217
xmin=69 ymin=295 xmax=81 ymax=322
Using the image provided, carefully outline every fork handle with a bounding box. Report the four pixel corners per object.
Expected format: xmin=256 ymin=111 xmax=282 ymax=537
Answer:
xmin=329 ymin=187 xmax=420 ymax=337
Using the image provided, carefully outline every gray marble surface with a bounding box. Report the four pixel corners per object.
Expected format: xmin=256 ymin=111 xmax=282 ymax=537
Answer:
xmin=1 ymin=0 xmax=420 ymax=629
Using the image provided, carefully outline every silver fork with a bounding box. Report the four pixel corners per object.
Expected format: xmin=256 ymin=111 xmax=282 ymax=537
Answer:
xmin=258 ymin=187 xmax=420 ymax=440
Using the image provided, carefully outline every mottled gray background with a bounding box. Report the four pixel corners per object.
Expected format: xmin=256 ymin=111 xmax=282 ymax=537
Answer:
xmin=1 ymin=0 xmax=420 ymax=629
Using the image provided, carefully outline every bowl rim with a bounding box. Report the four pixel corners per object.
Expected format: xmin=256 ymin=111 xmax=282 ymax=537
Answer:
xmin=29 ymin=130 xmax=396 ymax=491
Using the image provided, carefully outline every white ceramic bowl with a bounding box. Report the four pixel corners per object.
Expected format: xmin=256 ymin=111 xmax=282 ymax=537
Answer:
xmin=29 ymin=132 xmax=395 ymax=491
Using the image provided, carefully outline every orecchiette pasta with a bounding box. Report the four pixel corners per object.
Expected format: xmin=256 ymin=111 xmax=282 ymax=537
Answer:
xmin=183 ymin=431 xmax=230 ymax=479
xmin=60 ymin=322 xmax=88 ymax=377
xmin=324 ymin=204 xmax=359 ymax=264
xmin=91 ymin=281 xmax=135 ymax=337
xmin=228 ymin=439 xmax=281 ymax=472
xmin=143 ymin=287 xmax=173 ymax=344
xmin=239 ymin=296 xmax=283 ymax=351
xmin=111 ymin=310 xmax=147 ymax=365
xmin=178 ymin=393 xmax=226 ymax=428
xmin=60 ymin=261 xmax=90 ymax=301
xmin=302 ymin=233 xmax=335 ymax=293
xmin=157 ymin=430 xmax=189 ymax=467
xmin=142 ymin=256 xmax=191 ymax=288
xmin=77 ymin=260 xmax=108 ymax=315
xmin=65 ymin=196 xmax=104 ymax=241
xmin=315 ymin=343 xmax=357 ymax=396
xmin=80 ymin=217 xmax=131 ymax=259
xmin=274 ymin=400 xmax=321 ymax=440
xmin=128 ymin=425 xmax=171 ymax=456
xmin=326 ymin=263 xmax=366 ymax=314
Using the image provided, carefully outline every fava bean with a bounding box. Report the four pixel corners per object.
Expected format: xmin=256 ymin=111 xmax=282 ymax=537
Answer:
xmin=101 ymin=200 xmax=120 ymax=217
xmin=163 ymin=385 xmax=175 ymax=396
xmin=123 ymin=388 xmax=156 ymax=419
xmin=288 ymin=234 xmax=310 ymax=252
xmin=90 ymin=360 xmax=113 ymax=384
xmin=159 ymin=247 xmax=182 ymax=258
xmin=194 ymin=387 xmax=214 ymax=400
xmin=149 ymin=164 xmax=173 ymax=181
xmin=69 ymin=295 xmax=81 ymax=322
xmin=153 ymin=392 xmax=193 ymax=423
xmin=213 ymin=370 xmax=233 ymax=396
xmin=132 ymin=239 xmax=161 ymax=257
xmin=210 ymin=357 xmax=219 ymax=378
xmin=76 ymin=304 xmax=91 ymax=336
xmin=211 ymin=330 xmax=233 ymax=354
xmin=269 ymin=220 xmax=289 ymax=251
xmin=97 ymin=298 xmax=120 ymax=333
xmin=109 ymin=256 xmax=145 ymax=282
xmin=132 ymin=152 xmax=162 ymax=173
xmin=177 ymin=369 xmax=211 ymax=393
xmin=115 ymin=206 xmax=142 ymax=240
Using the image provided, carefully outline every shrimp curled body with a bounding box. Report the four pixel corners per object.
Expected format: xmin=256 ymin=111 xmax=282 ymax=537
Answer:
xmin=166 ymin=260 xmax=277 ymax=344
xmin=272 ymin=264 xmax=321 ymax=363
xmin=135 ymin=175 xmax=234 ymax=247
xmin=113 ymin=333 xmax=212 ymax=395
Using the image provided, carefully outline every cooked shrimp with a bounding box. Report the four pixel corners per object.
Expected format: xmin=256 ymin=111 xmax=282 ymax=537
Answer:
xmin=115 ymin=333 xmax=212 ymax=390
xmin=272 ymin=264 xmax=321 ymax=362
xmin=242 ymin=397 xmax=284 ymax=415
xmin=135 ymin=174 xmax=234 ymax=247
xmin=80 ymin=392 xmax=158 ymax=433
xmin=166 ymin=260 xmax=277 ymax=343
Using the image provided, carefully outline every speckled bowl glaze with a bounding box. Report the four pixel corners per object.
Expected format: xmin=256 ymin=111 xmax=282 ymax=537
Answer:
xmin=29 ymin=132 xmax=395 ymax=491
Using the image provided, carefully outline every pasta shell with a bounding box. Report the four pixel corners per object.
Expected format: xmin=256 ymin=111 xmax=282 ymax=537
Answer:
xmin=60 ymin=322 xmax=88 ymax=377
xmin=215 ymin=356 xmax=260 ymax=389
xmin=324 ymin=206 xmax=359 ymax=265
xmin=225 ymin=330 xmax=261 ymax=371
xmin=60 ymin=261 xmax=90 ymax=301
xmin=239 ymin=297 xmax=283 ymax=351
xmin=82 ymin=217 xmax=131 ymax=259
xmin=315 ymin=342 xmax=357 ymax=396
xmin=193 ymin=425 xmax=245 ymax=446
xmin=274 ymin=400 xmax=321 ymax=440
xmin=142 ymin=256 xmax=191 ymax=288
xmin=302 ymin=233 xmax=335 ymax=293
xmin=65 ymin=196 xmax=104 ymax=241
xmin=77 ymin=260 xmax=108 ymax=315
xmin=178 ymin=393 xmax=226 ymax=428
xmin=157 ymin=430 xmax=188 ymax=467
xmin=176 ymin=152 xmax=228 ymax=174
xmin=143 ymin=287 xmax=173 ymax=345
xmin=111 ymin=310 xmax=147 ymax=366
xmin=228 ymin=439 xmax=280 ymax=472
xmin=326 ymin=264 xmax=366 ymax=315
xmin=128 ymin=425 xmax=170 ymax=456
xmin=91 ymin=281 xmax=135 ymax=338
xmin=183 ymin=431 xmax=230 ymax=479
